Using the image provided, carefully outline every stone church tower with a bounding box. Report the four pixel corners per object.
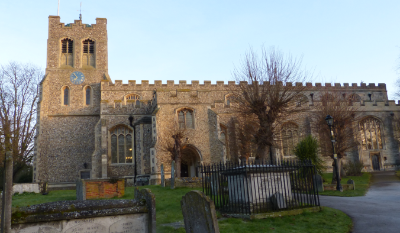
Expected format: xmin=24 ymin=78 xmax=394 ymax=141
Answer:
xmin=33 ymin=16 xmax=109 ymax=182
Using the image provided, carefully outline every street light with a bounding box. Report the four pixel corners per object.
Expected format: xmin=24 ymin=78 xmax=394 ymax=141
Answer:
xmin=128 ymin=115 xmax=137 ymax=186
xmin=325 ymin=115 xmax=343 ymax=192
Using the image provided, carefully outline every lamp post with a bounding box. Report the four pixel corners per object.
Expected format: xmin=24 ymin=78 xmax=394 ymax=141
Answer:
xmin=325 ymin=115 xmax=342 ymax=192
xmin=128 ymin=115 xmax=137 ymax=186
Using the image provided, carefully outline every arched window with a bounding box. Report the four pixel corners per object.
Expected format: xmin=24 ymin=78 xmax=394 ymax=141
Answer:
xmin=348 ymin=93 xmax=361 ymax=105
xmin=225 ymin=94 xmax=235 ymax=106
xmin=360 ymin=117 xmax=384 ymax=150
xmin=82 ymin=39 xmax=95 ymax=67
xmin=61 ymin=38 xmax=73 ymax=66
xmin=281 ymin=123 xmax=299 ymax=156
xmin=62 ymin=86 xmax=70 ymax=106
xmin=178 ymin=108 xmax=194 ymax=129
xmin=125 ymin=94 xmax=140 ymax=107
xmin=84 ymin=86 xmax=91 ymax=105
xmin=110 ymin=126 xmax=133 ymax=164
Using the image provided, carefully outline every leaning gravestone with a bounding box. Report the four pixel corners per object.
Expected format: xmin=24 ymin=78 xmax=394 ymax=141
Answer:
xmin=134 ymin=188 xmax=156 ymax=233
xmin=161 ymin=164 xmax=165 ymax=187
xmin=347 ymin=179 xmax=355 ymax=190
xmin=181 ymin=191 xmax=220 ymax=233
xmin=171 ymin=161 xmax=175 ymax=189
xmin=313 ymin=174 xmax=324 ymax=193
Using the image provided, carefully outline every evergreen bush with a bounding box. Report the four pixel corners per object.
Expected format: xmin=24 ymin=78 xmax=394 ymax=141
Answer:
xmin=293 ymin=135 xmax=325 ymax=175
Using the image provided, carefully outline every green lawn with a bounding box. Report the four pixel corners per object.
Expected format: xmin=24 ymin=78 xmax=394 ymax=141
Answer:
xmin=12 ymin=185 xmax=352 ymax=233
xmin=396 ymin=171 xmax=400 ymax=179
xmin=320 ymin=172 xmax=371 ymax=197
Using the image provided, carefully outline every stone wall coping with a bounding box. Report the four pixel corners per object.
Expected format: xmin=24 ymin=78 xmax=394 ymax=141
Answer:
xmin=12 ymin=199 xmax=147 ymax=224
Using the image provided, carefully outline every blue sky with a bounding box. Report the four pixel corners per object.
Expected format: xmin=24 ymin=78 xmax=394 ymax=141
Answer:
xmin=1 ymin=0 xmax=399 ymax=100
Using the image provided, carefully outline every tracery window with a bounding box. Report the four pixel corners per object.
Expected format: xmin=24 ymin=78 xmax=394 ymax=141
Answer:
xmin=281 ymin=123 xmax=299 ymax=156
xmin=360 ymin=117 xmax=384 ymax=150
xmin=82 ymin=39 xmax=95 ymax=67
xmin=296 ymin=94 xmax=309 ymax=107
xmin=110 ymin=126 xmax=133 ymax=164
xmin=348 ymin=93 xmax=361 ymax=105
xmin=178 ymin=108 xmax=194 ymax=129
xmin=61 ymin=38 xmax=73 ymax=66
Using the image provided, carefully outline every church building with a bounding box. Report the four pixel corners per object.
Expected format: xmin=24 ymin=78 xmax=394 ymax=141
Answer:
xmin=33 ymin=16 xmax=400 ymax=185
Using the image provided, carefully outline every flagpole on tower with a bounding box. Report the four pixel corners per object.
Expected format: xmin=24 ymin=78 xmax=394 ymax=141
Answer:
xmin=57 ymin=0 xmax=60 ymax=16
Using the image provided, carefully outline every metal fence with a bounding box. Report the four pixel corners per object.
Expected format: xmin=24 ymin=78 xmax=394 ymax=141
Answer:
xmin=200 ymin=159 xmax=320 ymax=215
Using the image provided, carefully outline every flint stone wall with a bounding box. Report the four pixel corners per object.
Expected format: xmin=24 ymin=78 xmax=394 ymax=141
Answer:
xmin=11 ymin=199 xmax=149 ymax=233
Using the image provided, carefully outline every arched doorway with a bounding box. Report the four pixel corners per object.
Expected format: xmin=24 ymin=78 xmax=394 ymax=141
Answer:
xmin=180 ymin=145 xmax=202 ymax=177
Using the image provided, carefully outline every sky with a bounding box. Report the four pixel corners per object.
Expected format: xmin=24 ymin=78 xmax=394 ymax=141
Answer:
xmin=1 ymin=0 xmax=399 ymax=100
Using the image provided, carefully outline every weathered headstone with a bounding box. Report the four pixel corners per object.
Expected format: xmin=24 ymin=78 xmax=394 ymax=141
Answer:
xmin=171 ymin=161 xmax=175 ymax=189
xmin=313 ymin=174 xmax=324 ymax=192
xmin=161 ymin=164 xmax=165 ymax=187
xmin=271 ymin=192 xmax=287 ymax=210
xmin=181 ymin=191 xmax=220 ymax=233
xmin=347 ymin=179 xmax=355 ymax=190
xmin=134 ymin=188 xmax=156 ymax=233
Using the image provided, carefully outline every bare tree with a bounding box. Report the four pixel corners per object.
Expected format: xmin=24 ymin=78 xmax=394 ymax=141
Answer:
xmin=0 ymin=62 xmax=43 ymax=180
xmin=161 ymin=129 xmax=186 ymax=178
xmin=311 ymin=91 xmax=359 ymax=182
xmin=231 ymin=48 xmax=310 ymax=160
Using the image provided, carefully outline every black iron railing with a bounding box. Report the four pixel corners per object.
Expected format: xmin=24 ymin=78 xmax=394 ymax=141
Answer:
xmin=200 ymin=159 xmax=320 ymax=215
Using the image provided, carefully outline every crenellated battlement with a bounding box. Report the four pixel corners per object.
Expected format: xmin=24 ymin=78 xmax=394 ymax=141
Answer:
xmin=101 ymin=80 xmax=386 ymax=90
xmin=48 ymin=16 xmax=107 ymax=30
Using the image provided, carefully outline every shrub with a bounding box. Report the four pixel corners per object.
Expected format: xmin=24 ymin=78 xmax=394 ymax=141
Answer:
xmin=293 ymin=135 xmax=325 ymax=175
xmin=343 ymin=160 xmax=364 ymax=176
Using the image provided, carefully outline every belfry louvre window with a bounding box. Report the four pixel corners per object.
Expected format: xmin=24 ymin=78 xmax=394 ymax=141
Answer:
xmin=111 ymin=126 xmax=133 ymax=164
xmin=82 ymin=39 xmax=95 ymax=67
xmin=178 ymin=109 xmax=194 ymax=129
xmin=360 ymin=117 xmax=384 ymax=150
xmin=281 ymin=123 xmax=299 ymax=156
xmin=61 ymin=38 xmax=73 ymax=66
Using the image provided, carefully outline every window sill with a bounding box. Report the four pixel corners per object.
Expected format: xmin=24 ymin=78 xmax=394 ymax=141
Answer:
xmin=109 ymin=163 xmax=134 ymax=166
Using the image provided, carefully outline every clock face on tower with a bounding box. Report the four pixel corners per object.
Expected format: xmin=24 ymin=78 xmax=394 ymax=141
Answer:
xmin=70 ymin=71 xmax=85 ymax=85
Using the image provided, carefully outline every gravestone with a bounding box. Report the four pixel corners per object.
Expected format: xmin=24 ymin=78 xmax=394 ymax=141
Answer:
xmin=347 ymin=179 xmax=355 ymax=190
xmin=134 ymin=188 xmax=156 ymax=233
xmin=271 ymin=192 xmax=287 ymax=210
xmin=313 ymin=174 xmax=324 ymax=192
xmin=161 ymin=164 xmax=165 ymax=187
xmin=181 ymin=191 xmax=220 ymax=233
xmin=171 ymin=161 xmax=175 ymax=189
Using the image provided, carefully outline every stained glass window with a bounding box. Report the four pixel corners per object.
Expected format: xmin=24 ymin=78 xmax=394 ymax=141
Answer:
xmin=110 ymin=126 xmax=133 ymax=163
xmin=360 ymin=117 xmax=384 ymax=150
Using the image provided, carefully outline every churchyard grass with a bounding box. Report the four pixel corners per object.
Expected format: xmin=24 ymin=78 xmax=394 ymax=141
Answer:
xmin=320 ymin=172 xmax=371 ymax=197
xmin=11 ymin=185 xmax=353 ymax=233
xmin=12 ymin=190 xmax=76 ymax=207
xmin=396 ymin=171 xmax=400 ymax=179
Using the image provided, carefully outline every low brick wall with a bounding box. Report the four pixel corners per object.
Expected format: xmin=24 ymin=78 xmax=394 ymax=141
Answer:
xmin=165 ymin=177 xmax=202 ymax=188
xmin=323 ymin=184 xmax=354 ymax=191
xmin=76 ymin=178 xmax=125 ymax=200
